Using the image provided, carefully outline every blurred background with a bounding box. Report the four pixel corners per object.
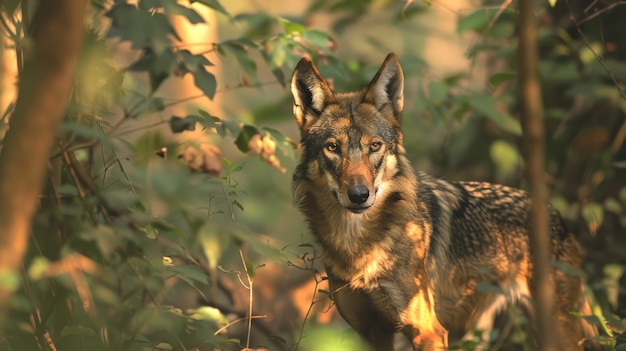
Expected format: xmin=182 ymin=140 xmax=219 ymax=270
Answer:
xmin=0 ymin=0 xmax=625 ymax=350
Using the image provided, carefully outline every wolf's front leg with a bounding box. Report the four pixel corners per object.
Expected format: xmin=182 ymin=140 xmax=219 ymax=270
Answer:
xmin=402 ymin=291 xmax=449 ymax=351
xmin=330 ymin=280 xmax=396 ymax=351
xmin=411 ymin=332 xmax=448 ymax=351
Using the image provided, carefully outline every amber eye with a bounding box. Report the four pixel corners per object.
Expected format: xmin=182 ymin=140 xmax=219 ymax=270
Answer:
xmin=326 ymin=142 xmax=338 ymax=152
xmin=370 ymin=141 xmax=383 ymax=152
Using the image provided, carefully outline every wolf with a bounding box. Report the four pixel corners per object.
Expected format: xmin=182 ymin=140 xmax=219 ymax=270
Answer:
xmin=289 ymin=53 xmax=598 ymax=350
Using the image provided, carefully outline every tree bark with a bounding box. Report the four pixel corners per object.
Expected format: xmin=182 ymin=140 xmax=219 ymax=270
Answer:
xmin=518 ymin=1 xmax=558 ymax=350
xmin=0 ymin=0 xmax=87 ymax=316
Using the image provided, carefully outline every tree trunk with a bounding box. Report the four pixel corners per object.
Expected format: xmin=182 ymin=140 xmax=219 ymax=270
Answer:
xmin=0 ymin=0 xmax=87 ymax=317
xmin=518 ymin=1 xmax=558 ymax=350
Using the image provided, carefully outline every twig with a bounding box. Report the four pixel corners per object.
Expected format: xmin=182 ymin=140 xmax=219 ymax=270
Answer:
xmin=565 ymin=0 xmax=626 ymax=100
xmin=238 ymin=248 xmax=253 ymax=349
xmin=577 ymin=1 xmax=626 ymax=25
xmin=213 ymin=314 xmax=268 ymax=336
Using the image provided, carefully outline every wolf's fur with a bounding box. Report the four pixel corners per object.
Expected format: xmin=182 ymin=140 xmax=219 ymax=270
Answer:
xmin=290 ymin=53 xmax=597 ymax=351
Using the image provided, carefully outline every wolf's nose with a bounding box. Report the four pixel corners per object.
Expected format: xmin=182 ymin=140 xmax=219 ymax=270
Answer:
xmin=347 ymin=185 xmax=369 ymax=204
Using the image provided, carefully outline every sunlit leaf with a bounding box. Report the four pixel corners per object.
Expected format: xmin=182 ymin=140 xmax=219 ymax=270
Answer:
xmin=582 ymin=202 xmax=604 ymax=235
xmin=198 ymin=222 xmax=230 ymax=269
xmin=279 ymin=17 xmax=306 ymax=34
xmin=489 ymin=140 xmax=522 ymax=181
xmin=27 ymin=257 xmax=50 ymax=280
xmin=189 ymin=306 xmax=228 ymax=326
xmin=0 ymin=270 xmax=20 ymax=291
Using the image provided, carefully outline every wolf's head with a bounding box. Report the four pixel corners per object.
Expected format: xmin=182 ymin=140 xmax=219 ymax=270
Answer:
xmin=290 ymin=54 xmax=406 ymax=214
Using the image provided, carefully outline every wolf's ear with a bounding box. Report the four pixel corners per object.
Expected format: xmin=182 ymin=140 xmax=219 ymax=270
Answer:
xmin=364 ymin=53 xmax=404 ymax=118
xmin=290 ymin=57 xmax=334 ymax=134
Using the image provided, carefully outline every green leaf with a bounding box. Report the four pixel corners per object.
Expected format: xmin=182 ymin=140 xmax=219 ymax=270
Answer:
xmin=488 ymin=72 xmax=517 ymax=89
xmin=106 ymin=5 xmax=176 ymax=52
xmin=191 ymin=69 xmax=217 ymax=99
xmin=27 ymin=257 xmax=50 ymax=280
xmin=0 ymin=270 xmax=21 ymax=291
xmin=489 ymin=140 xmax=522 ymax=180
xmin=166 ymin=264 xmax=209 ymax=286
xmin=301 ymin=30 xmax=334 ymax=49
xmin=219 ymin=40 xmax=258 ymax=81
xmin=190 ymin=0 xmax=229 ymax=16
xmin=234 ymin=125 xmax=259 ymax=152
xmin=279 ymin=17 xmax=306 ymax=34
xmin=198 ymin=222 xmax=230 ymax=269
xmin=128 ymin=48 xmax=177 ymax=92
xmin=582 ymin=202 xmax=604 ymax=232
xmin=189 ymin=306 xmax=228 ymax=326
xmin=458 ymin=8 xmax=496 ymax=33
xmin=162 ymin=3 xmax=205 ymax=24
xmin=604 ymin=198 xmax=622 ymax=214
xmin=458 ymin=95 xmax=522 ymax=135
xmin=178 ymin=50 xmax=213 ymax=73
xmin=170 ymin=116 xmax=199 ymax=133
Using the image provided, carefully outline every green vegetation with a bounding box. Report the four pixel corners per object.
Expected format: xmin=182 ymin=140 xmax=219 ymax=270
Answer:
xmin=0 ymin=0 xmax=624 ymax=350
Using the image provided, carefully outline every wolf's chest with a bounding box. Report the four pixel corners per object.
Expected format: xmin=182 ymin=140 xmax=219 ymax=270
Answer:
xmin=321 ymin=217 xmax=398 ymax=290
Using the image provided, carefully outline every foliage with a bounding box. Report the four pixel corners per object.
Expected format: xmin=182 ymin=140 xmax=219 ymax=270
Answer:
xmin=0 ymin=0 xmax=625 ymax=350
xmin=0 ymin=0 xmax=338 ymax=350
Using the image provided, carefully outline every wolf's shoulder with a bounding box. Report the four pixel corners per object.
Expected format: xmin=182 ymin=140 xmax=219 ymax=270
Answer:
xmin=415 ymin=170 xmax=530 ymax=211
xmin=415 ymin=171 xmax=539 ymax=234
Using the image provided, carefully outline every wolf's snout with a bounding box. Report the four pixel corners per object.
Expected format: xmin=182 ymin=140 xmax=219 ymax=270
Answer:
xmin=347 ymin=185 xmax=370 ymax=204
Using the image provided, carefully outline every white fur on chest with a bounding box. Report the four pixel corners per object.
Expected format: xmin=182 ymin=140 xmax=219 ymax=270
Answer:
xmin=325 ymin=214 xmax=397 ymax=290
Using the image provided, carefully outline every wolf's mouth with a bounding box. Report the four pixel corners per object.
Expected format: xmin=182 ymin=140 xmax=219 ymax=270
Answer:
xmin=346 ymin=206 xmax=370 ymax=214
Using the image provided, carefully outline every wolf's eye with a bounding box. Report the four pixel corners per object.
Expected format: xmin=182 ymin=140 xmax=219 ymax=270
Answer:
xmin=326 ymin=142 xmax=338 ymax=152
xmin=370 ymin=141 xmax=383 ymax=152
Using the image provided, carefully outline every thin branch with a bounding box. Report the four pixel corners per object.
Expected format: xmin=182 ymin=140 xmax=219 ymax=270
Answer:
xmin=577 ymin=1 xmax=626 ymax=25
xmin=212 ymin=314 xmax=268 ymax=336
xmin=565 ymin=0 xmax=626 ymax=99
xmin=238 ymin=248 xmax=253 ymax=349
